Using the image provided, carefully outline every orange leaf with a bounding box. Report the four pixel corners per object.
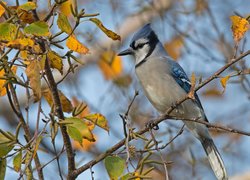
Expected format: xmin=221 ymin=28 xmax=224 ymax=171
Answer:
xmin=25 ymin=60 xmax=41 ymax=102
xmin=220 ymin=75 xmax=230 ymax=93
xmin=164 ymin=36 xmax=184 ymax=60
xmin=66 ymin=35 xmax=89 ymax=54
xmin=72 ymin=135 xmax=97 ymax=151
xmin=230 ymin=15 xmax=249 ymax=43
xmin=98 ymin=51 xmax=122 ymax=80
xmin=202 ymin=87 xmax=222 ymax=98
xmin=42 ymin=88 xmax=73 ymax=113
xmin=0 ymin=2 xmax=6 ymax=17
xmin=0 ymin=66 xmax=17 ymax=97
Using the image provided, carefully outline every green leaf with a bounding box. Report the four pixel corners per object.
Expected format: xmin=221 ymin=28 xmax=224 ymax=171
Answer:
xmin=24 ymin=21 xmax=50 ymax=36
xmin=57 ymin=13 xmax=72 ymax=34
xmin=0 ymin=158 xmax=6 ymax=180
xmin=84 ymin=113 xmax=109 ymax=132
xmin=13 ymin=151 xmax=22 ymax=172
xmin=64 ymin=117 xmax=95 ymax=143
xmin=89 ymin=18 xmax=121 ymax=41
xmin=0 ymin=132 xmax=14 ymax=158
xmin=67 ymin=126 xmax=83 ymax=145
xmin=0 ymin=23 xmax=17 ymax=41
xmin=18 ymin=2 xmax=37 ymax=11
xmin=104 ymin=156 xmax=125 ymax=180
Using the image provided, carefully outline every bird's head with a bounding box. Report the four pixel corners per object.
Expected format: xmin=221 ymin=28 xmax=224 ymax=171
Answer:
xmin=118 ymin=24 xmax=159 ymax=65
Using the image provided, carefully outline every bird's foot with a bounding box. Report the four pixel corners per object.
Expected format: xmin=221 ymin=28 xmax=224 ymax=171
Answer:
xmin=146 ymin=120 xmax=159 ymax=130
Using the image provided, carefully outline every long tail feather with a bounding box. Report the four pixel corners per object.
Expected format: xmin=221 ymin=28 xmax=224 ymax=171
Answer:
xmin=201 ymin=138 xmax=228 ymax=180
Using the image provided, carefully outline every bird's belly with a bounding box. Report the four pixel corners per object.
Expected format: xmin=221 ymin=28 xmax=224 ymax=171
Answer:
xmin=140 ymin=74 xmax=184 ymax=113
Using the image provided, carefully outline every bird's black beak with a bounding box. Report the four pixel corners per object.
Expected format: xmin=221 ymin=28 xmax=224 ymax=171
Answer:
xmin=117 ymin=48 xmax=133 ymax=56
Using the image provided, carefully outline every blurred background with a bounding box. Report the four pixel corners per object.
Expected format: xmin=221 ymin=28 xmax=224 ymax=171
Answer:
xmin=0 ymin=0 xmax=250 ymax=179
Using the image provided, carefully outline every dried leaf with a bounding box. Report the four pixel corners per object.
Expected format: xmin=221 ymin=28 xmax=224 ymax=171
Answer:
xmin=18 ymin=2 xmax=36 ymax=12
xmin=66 ymin=35 xmax=89 ymax=54
xmin=47 ymin=50 xmax=63 ymax=74
xmin=19 ymin=10 xmax=36 ymax=24
xmin=90 ymin=18 xmax=121 ymax=41
xmin=57 ymin=13 xmax=72 ymax=34
xmin=220 ymin=75 xmax=230 ymax=93
xmin=24 ymin=21 xmax=50 ymax=37
xmin=84 ymin=113 xmax=109 ymax=132
xmin=98 ymin=51 xmax=123 ymax=80
xmin=0 ymin=66 xmax=17 ymax=97
xmin=25 ymin=60 xmax=41 ymax=102
xmin=164 ymin=36 xmax=184 ymax=60
xmin=13 ymin=151 xmax=22 ymax=172
xmin=195 ymin=0 xmax=207 ymax=15
xmin=0 ymin=23 xmax=18 ymax=41
xmin=230 ymin=15 xmax=249 ymax=43
xmin=42 ymin=88 xmax=73 ymax=113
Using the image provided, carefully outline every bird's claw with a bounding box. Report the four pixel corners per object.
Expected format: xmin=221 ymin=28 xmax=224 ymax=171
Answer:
xmin=146 ymin=120 xmax=159 ymax=130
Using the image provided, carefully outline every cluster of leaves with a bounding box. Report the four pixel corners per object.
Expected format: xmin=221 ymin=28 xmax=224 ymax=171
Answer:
xmin=0 ymin=0 xmax=122 ymax=179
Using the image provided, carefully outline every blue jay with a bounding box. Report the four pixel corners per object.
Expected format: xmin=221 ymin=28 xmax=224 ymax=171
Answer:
xmin=118 ymin=24 xmax=227 ymax=180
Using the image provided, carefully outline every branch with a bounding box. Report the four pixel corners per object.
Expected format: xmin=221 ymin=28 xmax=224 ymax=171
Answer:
xmin=44 ymin=56 xmax=76 ymax=179
xmin=72 ymin=50 xmax=250 ymax=177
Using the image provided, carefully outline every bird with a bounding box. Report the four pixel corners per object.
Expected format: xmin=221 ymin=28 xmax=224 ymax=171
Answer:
xmin=117 ymin=24 xmax=228 ymax=180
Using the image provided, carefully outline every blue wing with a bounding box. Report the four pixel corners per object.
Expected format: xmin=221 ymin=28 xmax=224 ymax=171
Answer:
xmin=171 ymin=64 xmax=205 ymax=111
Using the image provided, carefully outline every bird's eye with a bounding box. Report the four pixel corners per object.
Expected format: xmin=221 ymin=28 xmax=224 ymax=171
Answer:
xmin=137 ymin=43 xmax=145 ymax=49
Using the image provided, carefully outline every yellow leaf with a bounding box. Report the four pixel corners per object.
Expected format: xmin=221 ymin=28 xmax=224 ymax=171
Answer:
xmin=42 ymin=88 xmax=73 ymax=113
xmin=6 ymin=38 xmax=35 ymax=50
xmin=25 ymin=60 xmax=41 ymax=102
xmin=84 ymin=113 xmax=109 ymax=132
xmin=47 ymin=51 xmax=63 ymax=74
xmin=230 ymin=15 xmax=250 ymax=43
xmin=90 ymin=18 xmax=121 ymax=41
xmin=164 ymin=36 xmax=184 ymax=60
xmin=57 ymin=13 xmax=72 ymax=34
xmin=18 ymin=2 xmax=36 ymax=12
xmin=0 ymin=66 xmax=17 ymax=97
xmin=98 ymin=51 xmax=123 ymax=80
xmin=66 ymin=35 xmax=89 ymax=54
xmin=220 ymin=75 xmax=230 ymax=93
xmin=13 ymin=151 xmax=22 ymax=172
xmin=59 ymin=0 xmax=72 ymax=16
xmin=32 ymin=136 xmax=42 ymax=159
xmin=0 ymin=2 xmax=6 ymax=17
